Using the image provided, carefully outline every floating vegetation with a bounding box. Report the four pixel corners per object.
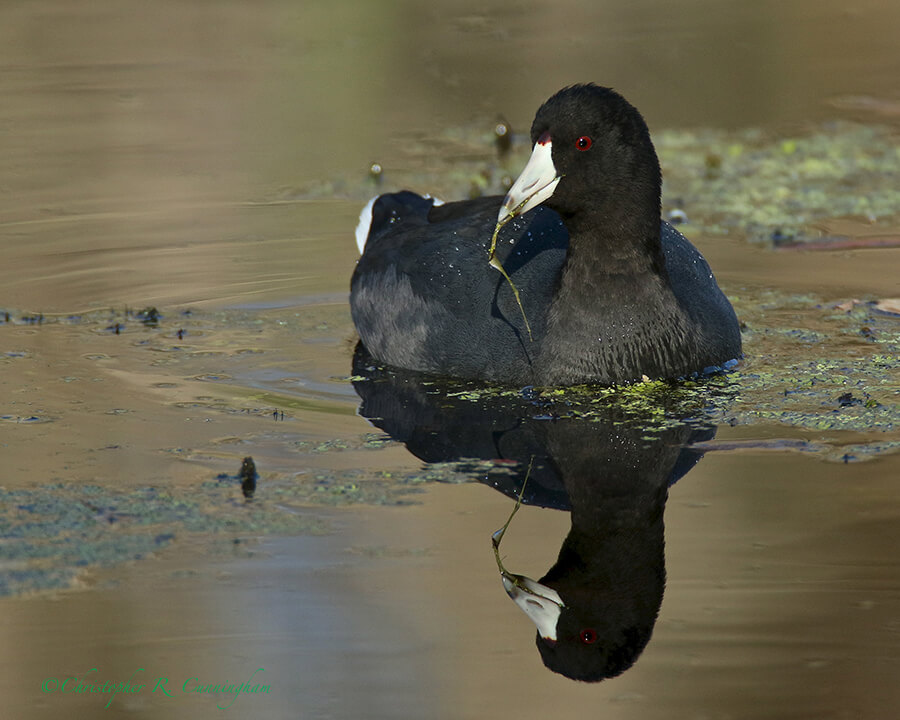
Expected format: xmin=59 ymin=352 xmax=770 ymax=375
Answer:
xmin=0 ymin=480 xmax=330 ymax=597
xmin=657 ymin=123 xmax=900 ymax=243
xmin=291 ymin=118 xmax=899 ymax=247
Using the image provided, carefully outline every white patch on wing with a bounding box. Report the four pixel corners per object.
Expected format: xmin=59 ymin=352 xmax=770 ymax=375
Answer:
xmin=355 ymin=196 xmax=378 ymax=254
xmin=356 ymin=194 xmax=444 ymax=255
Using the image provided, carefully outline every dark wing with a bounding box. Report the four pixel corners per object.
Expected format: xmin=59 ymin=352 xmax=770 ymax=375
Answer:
xmin=351 ymin=193 xmax=568 ymax=383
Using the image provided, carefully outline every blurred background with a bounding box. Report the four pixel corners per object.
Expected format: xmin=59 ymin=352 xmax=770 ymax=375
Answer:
xmin=2 ymin=0 xmax=899 ymax=310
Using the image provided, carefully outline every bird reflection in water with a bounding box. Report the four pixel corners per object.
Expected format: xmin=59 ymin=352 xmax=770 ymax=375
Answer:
xmin=351 ymin=343 xmax=723 ymax=682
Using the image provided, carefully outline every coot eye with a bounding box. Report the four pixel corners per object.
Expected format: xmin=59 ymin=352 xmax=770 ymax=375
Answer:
xmin=575 ymin=136 xmax=592 ymax=151
xmin=580 ymin=628 xmax=598 ymax=644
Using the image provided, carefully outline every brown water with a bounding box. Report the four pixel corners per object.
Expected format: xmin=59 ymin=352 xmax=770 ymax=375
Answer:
xmin=2 ymin=2 xmax=900 ymax=719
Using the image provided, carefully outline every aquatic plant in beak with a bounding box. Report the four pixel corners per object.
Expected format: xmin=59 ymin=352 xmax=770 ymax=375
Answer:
xmin=486 ymin=220 xmax=533 ymax=341
xmin=488 ymin=135 xmax=563 ymax=341
xmin=491 ymin=464 xmax=567 ymax=641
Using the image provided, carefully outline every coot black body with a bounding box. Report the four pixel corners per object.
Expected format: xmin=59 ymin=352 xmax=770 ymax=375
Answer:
xmin=351 ymin=84 xmax=741 ymax=386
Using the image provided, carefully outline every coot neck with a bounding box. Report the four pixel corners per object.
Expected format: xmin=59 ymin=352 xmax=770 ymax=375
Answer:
xmin=558 ymin=196 xmax=667 ymax=282
xmin=538 ymin=191 xmax=690 ymax=385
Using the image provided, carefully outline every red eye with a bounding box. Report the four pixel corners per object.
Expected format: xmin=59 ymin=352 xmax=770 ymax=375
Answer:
xmin=575 ymin=136 xmax=592 ymax=151
xmin=580 ymin=628 xmax=598 ymax=644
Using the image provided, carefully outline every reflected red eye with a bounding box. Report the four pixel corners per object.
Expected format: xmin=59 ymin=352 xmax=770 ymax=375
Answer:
xmin=580 ymin=628 xmax=598 ymax=644
xmin=575 ymin=136 xmax=592 ymax=151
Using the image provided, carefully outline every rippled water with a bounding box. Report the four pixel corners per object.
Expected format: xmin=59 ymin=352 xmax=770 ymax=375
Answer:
xmin=2 ymin=2 xmax=899 ymax=719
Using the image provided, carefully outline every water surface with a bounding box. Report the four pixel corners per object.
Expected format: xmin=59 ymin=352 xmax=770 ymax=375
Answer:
xmin=1 ymin=2 xmax=899 ymax=718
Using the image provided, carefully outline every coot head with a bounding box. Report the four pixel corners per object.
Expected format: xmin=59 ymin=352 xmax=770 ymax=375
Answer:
xmin=500 ymin=84 xmax=661 ymax=239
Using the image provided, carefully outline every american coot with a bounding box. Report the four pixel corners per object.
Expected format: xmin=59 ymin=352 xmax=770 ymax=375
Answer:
xmin=351 ymin=84 xmax=742 ymax=386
